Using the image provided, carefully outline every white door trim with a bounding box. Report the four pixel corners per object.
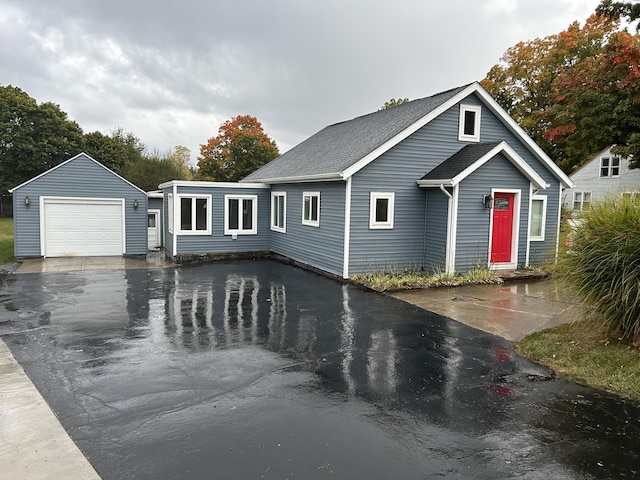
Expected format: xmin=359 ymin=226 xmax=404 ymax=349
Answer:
xmin=488 ymin=188 xmax=521 ymax=270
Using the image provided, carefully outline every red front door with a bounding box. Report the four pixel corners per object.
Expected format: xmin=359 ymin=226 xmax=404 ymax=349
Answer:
xmin=491 ymin=193 xmax=515 ymax=263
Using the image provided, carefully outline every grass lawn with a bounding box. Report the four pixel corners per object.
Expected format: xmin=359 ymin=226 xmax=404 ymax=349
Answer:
xmin=516 ymin=321 xmax=640 ymax=401
xmin=0 ymin=217 xmax=14 ymax=263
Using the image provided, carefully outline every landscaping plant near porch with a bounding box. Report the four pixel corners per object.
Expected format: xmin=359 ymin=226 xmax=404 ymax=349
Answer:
xmin=558 ymin=196 xmax=640 ymax=342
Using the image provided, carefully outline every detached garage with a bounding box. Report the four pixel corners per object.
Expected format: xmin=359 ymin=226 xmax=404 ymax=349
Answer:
xmin=9 ymin=153 xmax=147 ymax=259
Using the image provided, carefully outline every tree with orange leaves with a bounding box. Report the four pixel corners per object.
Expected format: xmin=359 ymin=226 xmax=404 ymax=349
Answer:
xmin=482 ymin=13 xmax=640 ymax=172
xmin=197 ymin=115 xmax=279 ymax=182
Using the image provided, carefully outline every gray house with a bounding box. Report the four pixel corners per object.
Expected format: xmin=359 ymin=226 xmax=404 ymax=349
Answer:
xmin=163 ymin=82 xmax=573 ymax=278
xmin=10 ymin=153 xmax=148 ymax=258
xmin=562 ymin=146 xmax=640 ymax=211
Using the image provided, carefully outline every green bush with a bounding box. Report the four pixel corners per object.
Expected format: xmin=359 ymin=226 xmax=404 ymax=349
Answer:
xmin=558 ymin=196 xmax=640 ymax=341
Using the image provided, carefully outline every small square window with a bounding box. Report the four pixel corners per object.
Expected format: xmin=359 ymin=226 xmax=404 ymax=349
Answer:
xmin=458 ymin=104 xmax=481 ymax=142
xmin=302 ymin=192 xmax=320 ymax=227
xmin=600 ymin=156 xmax=621 ymax=177
xmin=271 ymin=192 xmax=286 ymax=233
xmin=573 ymin=191 xmax=591 ymax=210
xmin=370 ymin=192 xmax=395 ymax=229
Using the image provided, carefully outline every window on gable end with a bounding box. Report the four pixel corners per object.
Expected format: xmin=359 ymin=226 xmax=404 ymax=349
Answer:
xmin=458 ymin=105 xmax=481 ymax=142
xmin=458 ymin=104 xmax=481 ymax=142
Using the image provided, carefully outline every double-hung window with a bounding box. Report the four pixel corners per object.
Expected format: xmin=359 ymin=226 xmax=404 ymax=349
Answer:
xmin=529 ymin=195 xmax=547 ymax=241
xmin=369 ymin=192 xmax=395 ymax=229
xmin=271 ymin=192 xmax=286 ymax=233
xmin=302 ymin=192 xmax=320 ymax=227
xmin=600 ymin=156 xmax=620 ymax=177
xmin=177 ymin=195 xmax=211 ymax=235
xmin=458 ymin=104 xmax=481 ymax=142
xmin=573 ymin=191 xmax=591 ymax=210
xmin=225 ymin=195 xmax=257 ymax=235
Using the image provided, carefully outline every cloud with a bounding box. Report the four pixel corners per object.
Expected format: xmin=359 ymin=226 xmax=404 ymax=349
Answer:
xmin=0 ymin=0 xmax=602 ymax=159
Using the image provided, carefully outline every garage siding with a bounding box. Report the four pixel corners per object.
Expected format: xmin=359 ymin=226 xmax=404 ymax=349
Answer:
xmin=11 ymin=154 xmax=147 ymax=258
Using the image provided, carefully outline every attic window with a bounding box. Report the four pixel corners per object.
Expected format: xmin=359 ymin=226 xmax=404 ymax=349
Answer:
xmin=458 ymin=105 xmax=481 ymax=142
xmin=600 ymin=156 xmax=620 ymax=177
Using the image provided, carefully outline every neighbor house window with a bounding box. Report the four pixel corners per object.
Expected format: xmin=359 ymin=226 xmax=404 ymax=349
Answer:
xmin=458 ymin=104 xmax=481 ymax=142
xmin=369 ymin=192 xmax=395 ymax=229
xmin=573 ymin=191 xmax=591 ymax=210
xmin=302 ymin=192 xmax=320 ymax=227
xmin=225 ymin=195 xmax=257 ymax=235
xmin=168 ymin=193 xmax=174 ymax=233
xmin=530 ymin=195 xmax=547 ymax=241
xmin=177 ymin=195 xmax=211 ymax=235
xmin=600 ymin=156 xmax=620 ymax=177
xmin=271 ymin=192 xmax=286 ymax=233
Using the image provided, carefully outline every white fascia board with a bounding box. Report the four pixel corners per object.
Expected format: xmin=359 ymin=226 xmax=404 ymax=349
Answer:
xmin=341 ymin=84 xmax=479 ymax=180
xmin=158 ymin=180 xmax=270 ymax=189
xmin=451 ymin=142 xmax=549 ymax=190
xmin=474 ymin=87 xmax=574 ymax=188
xmin=9 ymin=152 xmax=147 ymax=195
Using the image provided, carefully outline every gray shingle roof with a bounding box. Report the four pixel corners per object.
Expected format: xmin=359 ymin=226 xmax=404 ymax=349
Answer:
xmin=420 ymin=142 xmax=502 ymax=181
xmin=242 ymin=84 xmax=472 ymax=182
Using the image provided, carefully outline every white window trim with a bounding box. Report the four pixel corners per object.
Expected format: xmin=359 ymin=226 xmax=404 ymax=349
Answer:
xmin=176 ymin=194 xmax=212 ymax=235
xmin=458 ymin=104 xmax=481 ymax=142
xmin=529 ymin=195 xmax=547 ymax=241
xmin=302 ymin=191 xmax=320 ymax=227
xmin=224 ymin=194 xmax=258 ymax=235
xmin=369 ymin=192 xmax=395 ymax=229
xmin=573 ymin=191 xmax=592 ymax=210
xmin=168 ymin=193 xmax=174 ymax=234
xmin=271 ymin=192 xmax=286 ymax=233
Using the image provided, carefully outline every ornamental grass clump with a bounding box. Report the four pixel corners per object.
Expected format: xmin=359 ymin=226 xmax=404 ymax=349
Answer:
xmin=559 ymin=196 xmax=640 ymax=342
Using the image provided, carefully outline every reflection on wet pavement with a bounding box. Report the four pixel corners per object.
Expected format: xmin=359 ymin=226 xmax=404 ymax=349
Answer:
xmin=0 ymin=260 xmax=639 ymax=479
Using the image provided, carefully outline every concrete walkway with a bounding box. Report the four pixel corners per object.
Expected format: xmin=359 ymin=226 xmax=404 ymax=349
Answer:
xmin=0 ymin=341 xmax=100 ymax=479
xmin=392 ymin=278 xmax=581 ymax=342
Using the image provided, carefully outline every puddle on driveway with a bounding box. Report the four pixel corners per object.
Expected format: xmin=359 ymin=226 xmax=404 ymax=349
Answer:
xmin=0 ymin=260 xmax=639 ymax=479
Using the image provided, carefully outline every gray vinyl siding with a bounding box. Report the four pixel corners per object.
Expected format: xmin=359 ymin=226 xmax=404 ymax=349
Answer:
xmin=468 ymin=94 xmax=562 ymax=263
xmin=456 ymin=154 xmax=530 ymax=273
xmin=347 ymin=92 xmax=561 ymax=274
xmin=166 ymin=185 xmax=270 ymax=256
xmin=163 ymin=193 xmax=175 ymax=258
xmin=270 ymin=182 xmax=345 ymax=277
xmin=349 ymin=156 xmax=427 ymax=275
xmin=424 ymin=188 xmax=449 ymax=272
xmin=12 ymin=155 xmax=147 ymax=257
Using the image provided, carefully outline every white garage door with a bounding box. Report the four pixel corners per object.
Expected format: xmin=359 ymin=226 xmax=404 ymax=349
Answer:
xmin=43 ymin=198 xmax=125 ymax=257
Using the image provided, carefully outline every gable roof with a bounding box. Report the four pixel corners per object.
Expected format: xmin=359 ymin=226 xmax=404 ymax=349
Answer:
xmin=242 ymin=82 xmax=573 ymax=188
xmin=418 ymin=141 xmax=548 ymax=190
xmin=242 ymin=84 xmax=471 ymax=183
xmin=8 ymin=152 xmax=146 ymax=194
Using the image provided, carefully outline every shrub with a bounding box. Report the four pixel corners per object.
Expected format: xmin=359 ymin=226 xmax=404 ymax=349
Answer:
xmin=558 ymin=196 xmax=640 ymax=341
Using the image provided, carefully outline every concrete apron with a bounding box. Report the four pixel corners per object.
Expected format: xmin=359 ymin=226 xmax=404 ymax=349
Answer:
xmin=14 ymin=251 xmax=173 ymax=274
xmin=0 ymin=340 xmax=100 ymax=480
xmin=391 ymin=278 xmax=581 ymax=342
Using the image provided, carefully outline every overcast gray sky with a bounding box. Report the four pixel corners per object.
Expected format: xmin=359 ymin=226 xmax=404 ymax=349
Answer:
xmin=0 ymin=0 xmax=601 ymax=161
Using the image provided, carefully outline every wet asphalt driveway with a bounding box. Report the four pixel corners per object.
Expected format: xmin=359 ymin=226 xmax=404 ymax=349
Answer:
xmin=0 ymin=260 xmax=639 ymax=479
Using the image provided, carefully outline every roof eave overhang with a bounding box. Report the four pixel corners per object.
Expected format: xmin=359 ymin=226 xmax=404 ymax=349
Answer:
xmin=474 ymin=88 xmax=573 ymax=188
xmin=158 ymin=180 xmax=270 ymax=189
xmin=240 ymin=172 xmax=344 ymax=184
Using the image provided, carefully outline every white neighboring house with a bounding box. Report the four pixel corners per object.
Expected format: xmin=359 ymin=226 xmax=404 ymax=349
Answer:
xmin=562 ymin=147 xmax=640 ymax=211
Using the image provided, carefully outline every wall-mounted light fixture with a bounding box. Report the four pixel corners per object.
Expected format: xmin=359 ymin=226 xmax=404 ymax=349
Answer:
xmin=483 ymin=194 xmax=493 ymax=209
xmin=24 ymin=196 xmax=30 ymax=207
xmin=133 ymin=199 xmax=139 ymax=210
